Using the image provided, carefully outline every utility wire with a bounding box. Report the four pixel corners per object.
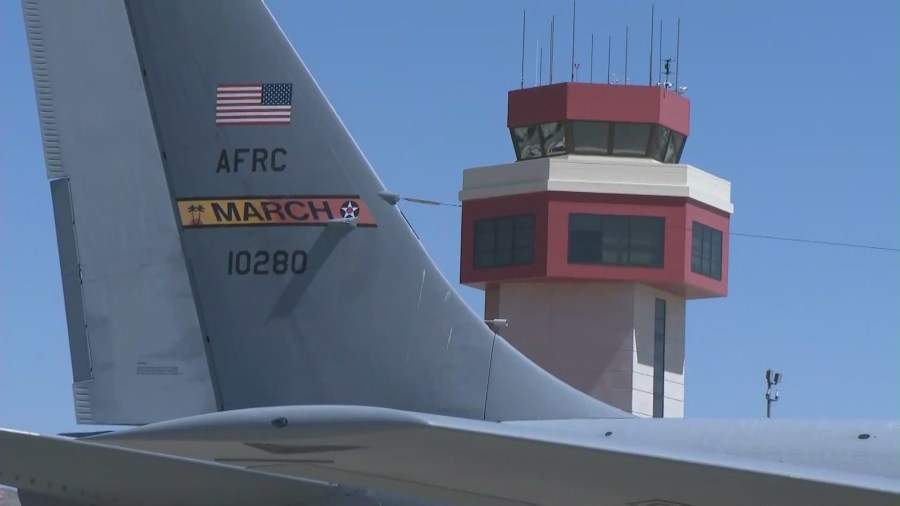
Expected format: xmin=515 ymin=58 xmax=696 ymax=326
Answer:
xmin=397 ymin=196 xmax=899 ymax=253
xmin=664 ymin=223 xmax=898 ymax=253
xmin=728 ymin=231 xmax=899 ymax=253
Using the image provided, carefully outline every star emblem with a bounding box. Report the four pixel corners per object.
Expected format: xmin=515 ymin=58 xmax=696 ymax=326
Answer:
xmin=340 ymin=200 xmax=360 ymax=219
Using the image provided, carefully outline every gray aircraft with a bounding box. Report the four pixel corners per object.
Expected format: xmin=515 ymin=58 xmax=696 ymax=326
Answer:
xmin=2 ymin=1 xmax=897 ymax=506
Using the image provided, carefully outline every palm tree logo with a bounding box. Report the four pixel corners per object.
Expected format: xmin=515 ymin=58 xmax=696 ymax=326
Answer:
xmin=187 ymin=204 xmax=205 ymax=225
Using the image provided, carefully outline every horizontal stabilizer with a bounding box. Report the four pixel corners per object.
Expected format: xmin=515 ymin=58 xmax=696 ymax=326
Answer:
xmin=91 ymin=405 xmax=900 ymax=506
xmin=0 ymin=429 xmax=341 ymax=506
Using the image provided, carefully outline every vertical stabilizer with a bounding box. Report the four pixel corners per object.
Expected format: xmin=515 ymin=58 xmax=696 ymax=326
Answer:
xmin=26 ymin=0 xmax=629 ymax=422
xmin=122 ymin=0 xmax=626 ymax=420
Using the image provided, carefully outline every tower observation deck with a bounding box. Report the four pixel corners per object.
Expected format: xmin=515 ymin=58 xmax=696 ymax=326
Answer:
xmin=459 ymin=82 xmax=733 ymax=417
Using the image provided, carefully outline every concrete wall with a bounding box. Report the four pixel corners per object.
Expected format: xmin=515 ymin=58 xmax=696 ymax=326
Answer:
xmin=489 ymin=281 xmax=685 ymax=417
xmin=633 ymin=284 xmax=685 ymax=417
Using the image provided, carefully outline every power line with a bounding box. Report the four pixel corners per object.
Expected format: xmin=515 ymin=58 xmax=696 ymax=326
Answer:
xmin=396 ymin=196 xmax=899 ymax=253
xmin=729 ymin=231 xmax=899 ymax=253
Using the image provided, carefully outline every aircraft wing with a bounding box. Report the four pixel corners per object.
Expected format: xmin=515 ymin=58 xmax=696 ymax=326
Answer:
xmin=0 ymin=428 xmax=347 ymax=506
xmin=80 ymin=405 xmax=898 ymax=506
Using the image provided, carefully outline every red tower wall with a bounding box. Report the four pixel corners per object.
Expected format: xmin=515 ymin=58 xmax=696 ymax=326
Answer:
xmin=460 ymin=192 xmax=729 ymax=298
xmin=507 ymin=82 xmax=690 ymax=135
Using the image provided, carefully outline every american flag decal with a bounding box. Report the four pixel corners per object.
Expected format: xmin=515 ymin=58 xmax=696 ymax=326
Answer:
xmin=216 ymin=83 xmax=292 ymax=126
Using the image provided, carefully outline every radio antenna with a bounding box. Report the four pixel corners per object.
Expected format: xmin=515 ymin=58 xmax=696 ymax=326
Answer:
xmin=519 ymin=10 xmax=526 ymax=89
xmin=538 ymin=46 xmax=543 ymax=85
xmin=606 ymin=34 xmax=611 ymax=84
xmin=549 ymin=15 xmax=555 ymax=84
xmin=648 ymin=5 xmax=655 ymax=85
xmin=590 ymin=33 xmax=595 ymax=83
xmin=624 ymin=26 xmax=629 ymax=84
xmin=534 ymin=39 xmax=540 ymax=86
xmin=675 ymin=18 xmax=682 ymax=90
xmin=658 ymin=19 xmax=663 ymax=84
xmin=570 ymin=1 xmax=576 ymax=82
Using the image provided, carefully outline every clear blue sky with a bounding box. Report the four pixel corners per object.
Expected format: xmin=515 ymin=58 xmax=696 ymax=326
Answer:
xmin=0 ymin=0 xmax=897 ymax=434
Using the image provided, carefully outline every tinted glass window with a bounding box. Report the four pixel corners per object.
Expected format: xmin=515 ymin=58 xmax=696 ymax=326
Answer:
xmin=653 ymin=298 xmax=666 ymax=418
xmin=474 ymin=219 xmax=497 ymax=268
xmin=512 ymin=215 xmax=534 ymax=264
xmin=665 ymin=132 xmax=686 ymax=163
xmin=629 ymin=217 xmax=666 ymax=266
xmin=690 ymin=224 xmax=703 ymax=273
xmin=568 ymin=214 xmax=665 ymax=267
xmin=691 ymin=221 xmax=723 ymax=280
xmin=611 ymin=123 xmax=652 ymax=157
xmin=601 ymin=215 xmax=629 ymax=264
xmin=649 ymin=125 xmax=672 ymax=162
xmin=474 ymin=214 xmax=535 ymax=269
xmin=572 ymin=121 xmax=610 ymax=155
xmin=494 ymin=217 xmax=514 ymax=266
xmin=512 ymin=126 xmax=543 ymax=160
xmin=541 ymin=122 xmax=567 ymax=155
xmin=567 ymin=214 xmax=604 ymax=264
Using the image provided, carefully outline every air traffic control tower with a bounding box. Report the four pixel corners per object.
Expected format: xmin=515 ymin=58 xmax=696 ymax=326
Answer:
xmin=459 ymin=83 xmax=733 ymax=417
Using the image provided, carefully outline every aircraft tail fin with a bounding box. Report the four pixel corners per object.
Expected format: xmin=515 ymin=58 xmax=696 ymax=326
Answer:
xmin=24 ymin=0 xmax=630 ymax=423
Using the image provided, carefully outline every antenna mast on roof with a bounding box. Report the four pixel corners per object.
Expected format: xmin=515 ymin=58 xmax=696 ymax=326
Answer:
xmin=675 ymin=18 xmax=682 ymax=90
xmin=519 ymin=9 xmax=526 ymax=89
xmin=570 ymin=1 xmax=576 ymax=82
xmin=534 ymin=39 xmax=540 ymax=86
xmin=590 ymin=33 xmax=594 ymax=83
xmin=658 ymin=19 xmax=663 ymax=84
xmin=606 ymin=34 xmax=611 ymax=84
xmin=538 ymin=46 xmax=543 ymax=85
xmin=624 ymin=26 xmax=629 ymax=84
xmin=549 ymin=15 xmax=555 ymax=84
xmin=648 ymin=5 xmax=654 ymax=85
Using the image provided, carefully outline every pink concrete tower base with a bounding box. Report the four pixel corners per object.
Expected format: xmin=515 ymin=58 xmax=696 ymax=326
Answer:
xmin=485 ymin=282 xmax=685 ymax=417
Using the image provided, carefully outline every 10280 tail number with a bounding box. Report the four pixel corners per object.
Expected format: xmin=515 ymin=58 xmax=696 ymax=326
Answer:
xmin=227 ymin=250 xmax=308 ymax=275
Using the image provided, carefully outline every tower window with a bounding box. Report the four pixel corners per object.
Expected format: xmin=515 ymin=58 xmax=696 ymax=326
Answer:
xmin=511 ymin=122 xmax=567 ymax=160
xmin=568 ymin=214 xmax=665 ymax=267
xmin=664 ymin=131 xmax=686 ymax=163
xmin=511 ymin=125 xmax=543 ymax=160
xmin=653 ymin=298 xmax=667 ymax=418
xmin=691 ymin=221 xmax=723 ymax=280
xmin=571 ymin=121 xmax=610 ymax=155
xmin=511 ymin=120 xmax=686 ymax=163
xmin=474 ymin=214 xmax=534 ymax=268
xmin=650 ymin=126 xmax=672 ymax=161
xmin=611 ymin=123 xmax=653 ymax=157
xmin=541 ymin=122 xmax=567 ymax=155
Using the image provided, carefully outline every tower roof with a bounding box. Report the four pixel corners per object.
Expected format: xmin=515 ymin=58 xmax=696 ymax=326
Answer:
xmin=507 ymin=83 xmax=691 ymax=164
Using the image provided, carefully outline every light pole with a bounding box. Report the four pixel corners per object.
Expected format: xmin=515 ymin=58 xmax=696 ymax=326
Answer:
xmin=765 ymin=369 xmax=782 ymax=418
